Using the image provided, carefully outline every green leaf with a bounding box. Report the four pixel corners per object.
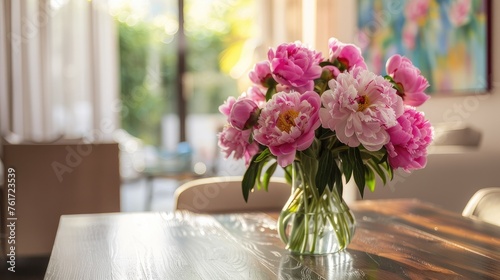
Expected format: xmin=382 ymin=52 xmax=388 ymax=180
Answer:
xmin=265 ymin=86 xmax=276 ymax=101
xmin=297 ymin=152 xmax=318 ymax=191
xmin=384 ymin=75 xmax=395 ymax=83
xmin=283 ymin=165 xmax=293 ymax=184
xmin=379 ymin=151 xmax=389 ymax=164
xmin=319 ymin=61 xmax=335 ymax=67
xmin=350 ymin=147 xmax=366 ymax=198
xmin=254 ymin=148 xmax=270 ymax=162
xmin=387 ymin=163 xmax=394 ymax=181
xmin=380 ymin=154 xmax=394 ymax=181
xmin=265 ymin=77 xmax=278 ymax=88
xmin=315 ymin=150 xmax=335 ymax=195
xmin=255 ymin=160 xmax=263 ymax=190
xmin=262 ymin=162 xmax=278 ymax=191
xmin=365 ymin=167 xmax=376 ymax=192
xmin=317 ymin=128 xmax=335 ymax=140
xmin=242 ymin=158 xmax=260 ymax=202
xmin=333 ymin=160 xmax=343 ymax=196
xmin=368 ymin=159 xmax=387 ymax=185
xmin=340 ymin=151 xmax=352 ymax=183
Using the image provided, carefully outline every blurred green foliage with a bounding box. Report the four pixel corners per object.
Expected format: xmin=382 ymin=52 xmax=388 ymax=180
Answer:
xmin=117 ymin=0 xmax=255 ymax=146
xmin=118 ymin=21 xmax=170 ymax=146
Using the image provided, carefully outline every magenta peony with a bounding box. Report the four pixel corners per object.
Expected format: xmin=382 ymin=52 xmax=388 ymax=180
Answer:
xmin=218 ymin=126 xmax=259 ymax=165
xmin=249 ymin=61 xmax=272 ymax=87
xmin=253 ymin=91 xmax=321 ymax=167
xmin=268 ymin=42 xmax=322 ymax=93
xmin=328 ymin=37 xmax=367 ymax=71
xmin=386 ymin=54 xmax=430 ymax=107
xmin=320 ymin=68 xmax=403 ymax=151
xmin=385 ymin=107 xmax=433 ymax=171
xmin=229 ymin=98 xmax=259 ymax=131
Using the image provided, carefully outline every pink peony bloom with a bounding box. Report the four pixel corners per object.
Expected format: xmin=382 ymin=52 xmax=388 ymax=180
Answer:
xmin=322 ymin=65 xmax=341 ymax=80
xmin=385 ymin=107 xmax=433 ymax=171
xmin=386 ymin=54 xmax=430 ymax=107
xmin=229 ymin=98 xmax=260 ymax=130
xmin=268 ymin=42 xmax=323 ymax=93
xmin=253 ymin=91 xmax=321 ymax=167
xmin=328 ymin=37 xmax=367 ymax=71
xmin=449 ymin=0 xmax=472 ymax=27
xmin=249 ymin=61 xmax=273 ymax=87
xmin=276 ymin=84 xmax=292 ymax=93
xmin=320 ymin=68 xmax=404 ymax=151
xmin=218 ymin=126 xmax=259 ymax=165
xmin=243 ymin=86 xmax=266 ymax=107
xmin=405 ymin=0 xmax=430 ymax=22
xmin=219 ymin=96 xmax=237 ymax=118
xmin=220 ymin=86 xmax=265 ymax=123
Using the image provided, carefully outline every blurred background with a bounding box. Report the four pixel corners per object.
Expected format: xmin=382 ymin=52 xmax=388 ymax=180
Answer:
xmin=1 ymin=0 xmax=499 ymax=218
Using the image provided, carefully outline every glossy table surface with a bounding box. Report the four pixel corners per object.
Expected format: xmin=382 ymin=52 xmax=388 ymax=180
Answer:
xmin=44 ymin=199 xmax=500 ymax=279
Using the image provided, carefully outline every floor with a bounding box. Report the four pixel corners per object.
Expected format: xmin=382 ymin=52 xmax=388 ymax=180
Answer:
xmin=0 ymin=256 xmax=50 ymax=280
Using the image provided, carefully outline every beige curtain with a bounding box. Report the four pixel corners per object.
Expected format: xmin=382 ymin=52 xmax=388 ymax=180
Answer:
xmin=255 ymin=0 xmax=357 ymax=59
xmin=0 ymin=0 xmax=119 ymax=143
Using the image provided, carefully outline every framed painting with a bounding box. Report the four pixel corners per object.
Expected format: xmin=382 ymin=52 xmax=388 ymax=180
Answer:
xmin=356 ymin=0 xmax=491 ymax=95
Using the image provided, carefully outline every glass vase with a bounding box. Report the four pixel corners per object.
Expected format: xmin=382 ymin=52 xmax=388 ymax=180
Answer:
xmin=277 ymin=163 xmax=356 ymax=254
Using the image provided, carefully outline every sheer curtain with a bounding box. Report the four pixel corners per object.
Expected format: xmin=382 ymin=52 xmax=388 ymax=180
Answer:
xmin=256 ymin=0 xmax=357 ymax=59
xmin=0 ymin=0 xmax=119 ymax=144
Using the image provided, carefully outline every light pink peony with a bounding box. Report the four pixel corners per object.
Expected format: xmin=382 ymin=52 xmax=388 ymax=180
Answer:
xmin=218 ymin=126 xmax=259 ymax=165
xmin=229 ymin=98 xmax=259 ymax=130
xmin=449 ymin=0 xmax=472 ymax=27
xmin=219 ymin=96 xmax=237 ymax=118
xmin=328 ymin=37 xmax=367 ymax=71
xmin=320 ymin=68 xmax=403 ymax=151
xmin=386 ymin=54 xmax=430 ymax=107
xmin=220 ymin=87 xmax=265 ymax=124
xmin=243 ymin=86 xmax=266 ymax=107
xmin=253 ymin=91 xmax=321 ymax=167
xmin=268 ymin=42 xmax=323 ymax=93
xmin=385 ymin=107 xmax=433 ymax=171
xmin=249 ymin=61 xmax=273 ymax=87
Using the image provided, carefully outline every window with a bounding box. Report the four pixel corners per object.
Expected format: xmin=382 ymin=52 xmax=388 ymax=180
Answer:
xmin=113 ymin=0 xmax=257 ymax=176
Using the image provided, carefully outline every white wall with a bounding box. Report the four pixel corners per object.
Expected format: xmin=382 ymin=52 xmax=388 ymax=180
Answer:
xmin=358 ymin=2 xmax=500 ymax=213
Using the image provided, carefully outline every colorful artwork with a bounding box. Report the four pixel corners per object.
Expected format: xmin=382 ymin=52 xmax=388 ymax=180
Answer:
xmin=357 ymin=0 xmax=490 ymax=94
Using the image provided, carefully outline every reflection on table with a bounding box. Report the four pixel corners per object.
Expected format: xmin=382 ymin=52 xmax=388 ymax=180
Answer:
xmin=44 ymin=199 xmax=500 ymax=279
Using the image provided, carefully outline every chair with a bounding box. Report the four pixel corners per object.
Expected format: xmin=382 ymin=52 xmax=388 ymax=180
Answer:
xmin=462 ymin=188 xmax=500 ymax=226
xmin=173 ymin=176 xmax=291 ymax=214
xmin=1 ymin=141 xmax=121 ymax=256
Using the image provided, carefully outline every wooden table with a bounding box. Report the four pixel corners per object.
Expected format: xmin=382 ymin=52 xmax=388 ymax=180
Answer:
xmin=44 ymin=199 xmax=500 ymax=279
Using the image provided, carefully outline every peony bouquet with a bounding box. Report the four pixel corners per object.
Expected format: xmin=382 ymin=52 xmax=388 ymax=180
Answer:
xmin=218 ymin=37 xmax=433 ymax=203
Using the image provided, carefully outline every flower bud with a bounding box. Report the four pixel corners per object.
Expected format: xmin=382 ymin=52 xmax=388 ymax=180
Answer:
xmin=321 ymin=65 xmax=340 ymax=81
xmin=385 ymin=54 xmax=430 ymax=107
xmin=249 ymin=61 xmax=273 ymax=87
xmin=229 ymin=99 xmax=260 ymax=130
